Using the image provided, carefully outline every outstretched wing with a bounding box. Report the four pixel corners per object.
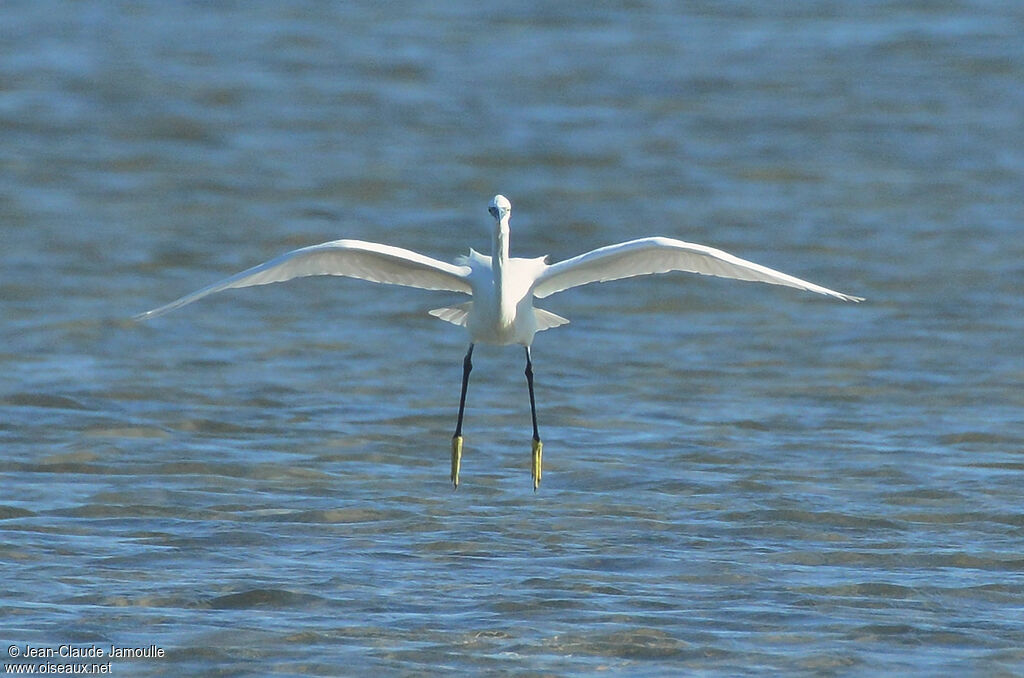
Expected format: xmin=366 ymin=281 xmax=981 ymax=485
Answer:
xmin=135 ymin=239 xmax=472 ymax=321
xmin=532 ymin=237 xmax=862 ymax=302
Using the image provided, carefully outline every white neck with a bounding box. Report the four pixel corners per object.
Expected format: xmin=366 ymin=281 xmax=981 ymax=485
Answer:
xmin=492 ymin=217 xmax=512 ymax=322
xmin=492 ymin=218 xmax=510 ymax=268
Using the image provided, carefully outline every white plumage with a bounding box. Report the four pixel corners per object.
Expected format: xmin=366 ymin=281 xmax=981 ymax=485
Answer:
xmin=136 ymin=194 xmax=862 ymax=489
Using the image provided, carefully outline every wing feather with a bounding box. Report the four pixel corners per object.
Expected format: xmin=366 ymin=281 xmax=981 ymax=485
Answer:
xmin=532 ymin=237 xmax=862 ymax=302
xmin=135 ymin=239 xmax=472 ymax=320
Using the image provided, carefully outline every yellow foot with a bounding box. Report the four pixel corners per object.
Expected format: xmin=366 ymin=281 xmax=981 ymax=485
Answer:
xmin=451 ymin=435 xmax=463 ymax=489
xmin=531 ymin=438 xmax=543 ymax=491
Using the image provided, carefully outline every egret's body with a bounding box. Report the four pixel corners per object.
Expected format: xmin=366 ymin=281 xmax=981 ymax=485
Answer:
xmin=137 ymin=194 xmax=862 ymax=489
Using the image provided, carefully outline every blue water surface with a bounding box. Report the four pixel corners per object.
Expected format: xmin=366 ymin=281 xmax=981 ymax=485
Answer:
xmin=2 ymin=1 xmax=1023 ymax=675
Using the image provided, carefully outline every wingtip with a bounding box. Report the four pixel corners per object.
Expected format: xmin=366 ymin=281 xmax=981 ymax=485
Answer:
xmin=132 ymin=307 xmax=168 ymax=322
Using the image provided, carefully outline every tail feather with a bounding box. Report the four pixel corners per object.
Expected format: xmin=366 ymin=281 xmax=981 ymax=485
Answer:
xmin=428 ymin=303 xmax=569 ymax=333
xmin=429 ymin=302 xmax=472 ymax=327
xmin=534 ymin=307 xmax=569 ymax=331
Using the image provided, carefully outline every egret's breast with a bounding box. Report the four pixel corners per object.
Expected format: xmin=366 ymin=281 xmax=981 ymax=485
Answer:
xmin=464 ymin=255 xmax=547 ymax=346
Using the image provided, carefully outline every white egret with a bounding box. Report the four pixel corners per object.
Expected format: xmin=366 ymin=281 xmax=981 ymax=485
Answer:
xmin=136 ymin=194 xmax=862 ymax=490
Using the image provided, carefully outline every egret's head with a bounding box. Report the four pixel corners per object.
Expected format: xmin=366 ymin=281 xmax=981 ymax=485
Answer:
xmin=488 ymin=194 xmax=512 ymax=223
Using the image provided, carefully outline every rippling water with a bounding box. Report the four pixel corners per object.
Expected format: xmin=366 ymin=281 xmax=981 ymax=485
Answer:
xmin=3 ymin=1 xmax=1023 ymax=675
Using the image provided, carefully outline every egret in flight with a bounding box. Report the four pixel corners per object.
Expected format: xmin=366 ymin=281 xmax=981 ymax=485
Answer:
xmin=136 ymin=194 xmax=862 ymax=490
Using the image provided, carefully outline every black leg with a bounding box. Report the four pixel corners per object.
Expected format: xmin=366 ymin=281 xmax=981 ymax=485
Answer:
xmin=451 ymin=343 xmax=474 ymax=488
xmin=525 ymin=346 xmax=543 ymax=490
xmin=525 ymin=347 xmax=540 ymax=441
xmin=454 ymin=344 xmax=474 ymax=438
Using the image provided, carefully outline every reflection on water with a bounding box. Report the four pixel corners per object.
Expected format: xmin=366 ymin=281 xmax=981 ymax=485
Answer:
xmin=2 ymin=1 xmax=1023 ymax=675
